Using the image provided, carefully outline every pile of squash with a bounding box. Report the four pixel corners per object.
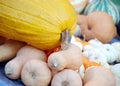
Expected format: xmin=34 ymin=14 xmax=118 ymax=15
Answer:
xmin=0 ymin=0 xmax=120 ymax=86
xmin=0 ymin=36 xmax=118 ymax=86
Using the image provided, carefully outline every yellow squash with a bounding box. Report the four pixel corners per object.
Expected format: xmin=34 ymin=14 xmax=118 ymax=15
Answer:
xmin=0 ymin=0 xmax=77 ymax=50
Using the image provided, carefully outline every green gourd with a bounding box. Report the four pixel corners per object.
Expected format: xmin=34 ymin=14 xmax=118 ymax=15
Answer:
xmin=83 ymin=0 xmax=120 ymax=25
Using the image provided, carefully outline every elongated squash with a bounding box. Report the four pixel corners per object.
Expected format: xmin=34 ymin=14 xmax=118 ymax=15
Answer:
xmin=0 ymin=0 xmax=77 ymax=50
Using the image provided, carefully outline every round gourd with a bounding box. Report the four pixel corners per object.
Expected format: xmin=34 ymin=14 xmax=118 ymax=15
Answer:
xmin=0 ymin=0 xmax=77 ymax=50
xmin=78 ymin=12 xmax=117 ymax=43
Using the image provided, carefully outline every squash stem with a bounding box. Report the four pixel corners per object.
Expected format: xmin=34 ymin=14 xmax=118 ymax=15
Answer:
xmin=51 ymin=61 xmax=58 ymax=68
xmin=61 ymin=30 xmax=71 ymax=50
xmin=5 ymin=68 xmax=13 ymax=75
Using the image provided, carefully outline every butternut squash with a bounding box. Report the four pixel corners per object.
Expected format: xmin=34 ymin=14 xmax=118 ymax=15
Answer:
xmin=51 ymin=69 xmax=82 ymax=86
xmin=0 ymin=0 xmax=77 ymax=50
xmin=5 ymin=45 xmax=46 ymax=79
xmin=83 ymin=66 xmax=116 ymax=86
xmin=48 ymin=43 xmax=83 ymax=71
xmin=0 ymin=40 xmax=25 ymax=62
xmin=21 ymin=60 xmax=51 ymax=86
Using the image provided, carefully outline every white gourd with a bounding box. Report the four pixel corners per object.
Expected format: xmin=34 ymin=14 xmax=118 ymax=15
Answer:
xmin=111 ymin=64 xmax=120 ymax=86
xmin=82 ymin=39 xmax=120 ymax=68
xmin=112 ymin=42 xmax=120 ymax=62
xmin=101 ymin=44 xmax=119 ymax=63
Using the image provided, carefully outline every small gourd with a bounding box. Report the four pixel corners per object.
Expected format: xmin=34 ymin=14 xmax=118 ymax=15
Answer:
xmin=48 ymin=43 xmax=83 ymax=71
xmin=21 ymin=60 xmax=52 ymax=86
xmin=83 ymin=0 xmax=120 ymax=25
xmin=83 ymin=66 xmax=116 ymax=86
xmin=51 ymin=69 xmax=82 ymax=86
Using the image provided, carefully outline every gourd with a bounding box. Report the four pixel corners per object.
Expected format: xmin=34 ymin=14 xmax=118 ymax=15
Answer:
xmin=0 ymin=40 xmax=25 ymax=62
xmin=83 ymin=66 xmax=116 ymax=86
xmin=0 ymin=0 xmax=77 ymax=50
xmin=83 ymin=39 xmax=119 ymax=63
xmin=78 ymin=12 xmax=117 ymax=43
xmin=48 ymin=43 xmax=83 ymax=71
xmin=5 ymin=45 xmax=46 ymax=79
xmin=21 ymin=60 xmax=51 ymax=86
xmin=112 ymin=42 xmax=120 ymax=62
xmin=68 ymin=0 xmax=88 ymax=13
xmin=51 ymin=69 xmax=82 ymax=86
xmin=111 ymin=64 xmax=120 ymax=86
xmin=83 ymin=0 xmax=120 ymax=25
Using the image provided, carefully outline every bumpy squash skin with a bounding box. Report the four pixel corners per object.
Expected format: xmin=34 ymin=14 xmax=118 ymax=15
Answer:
xmin=0 ymin=0 xmax=77 ymax=50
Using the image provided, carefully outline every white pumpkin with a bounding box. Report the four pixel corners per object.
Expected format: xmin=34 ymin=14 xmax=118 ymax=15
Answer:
xmin=68 ymin=0 xmax=88 ymax=13
xmin=82 ymin=39 xmax=120 ymax=68
xmin=112 ymin=42 xmax=120 ymax=62
xmin=101 ymin=44 xmax=119 ymax=63
xmin=111 ymin=64 xmax=120 ymax=86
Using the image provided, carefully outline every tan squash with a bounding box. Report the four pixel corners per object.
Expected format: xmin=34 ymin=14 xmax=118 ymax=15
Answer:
xmin=0 ymin=40 xmax=25 ymax=62
xmin=51 ymin=69 xmax=82 ymax=86
xmin=5 ymin=45 xmax=46 ymax=79
xmin=77 ymin=12 xmax=117 ymax=43
xmin=48 ymin=43 xmax=83 ymax=71
xmin=83 ymin=66 xmax=116 ymax=86
xmin=21 ymin=60 xmax=51 ymax=86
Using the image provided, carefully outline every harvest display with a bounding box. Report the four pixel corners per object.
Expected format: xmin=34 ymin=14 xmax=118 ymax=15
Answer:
xmin=0 ymin=0 xmax=120 ymax=86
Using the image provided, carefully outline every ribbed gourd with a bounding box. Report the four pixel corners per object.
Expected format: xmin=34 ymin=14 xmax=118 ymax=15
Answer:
xmin=83 ymin=0 xmax=120 ymax=25
xmin=0 ymin=0 xmax=77 ymax=50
